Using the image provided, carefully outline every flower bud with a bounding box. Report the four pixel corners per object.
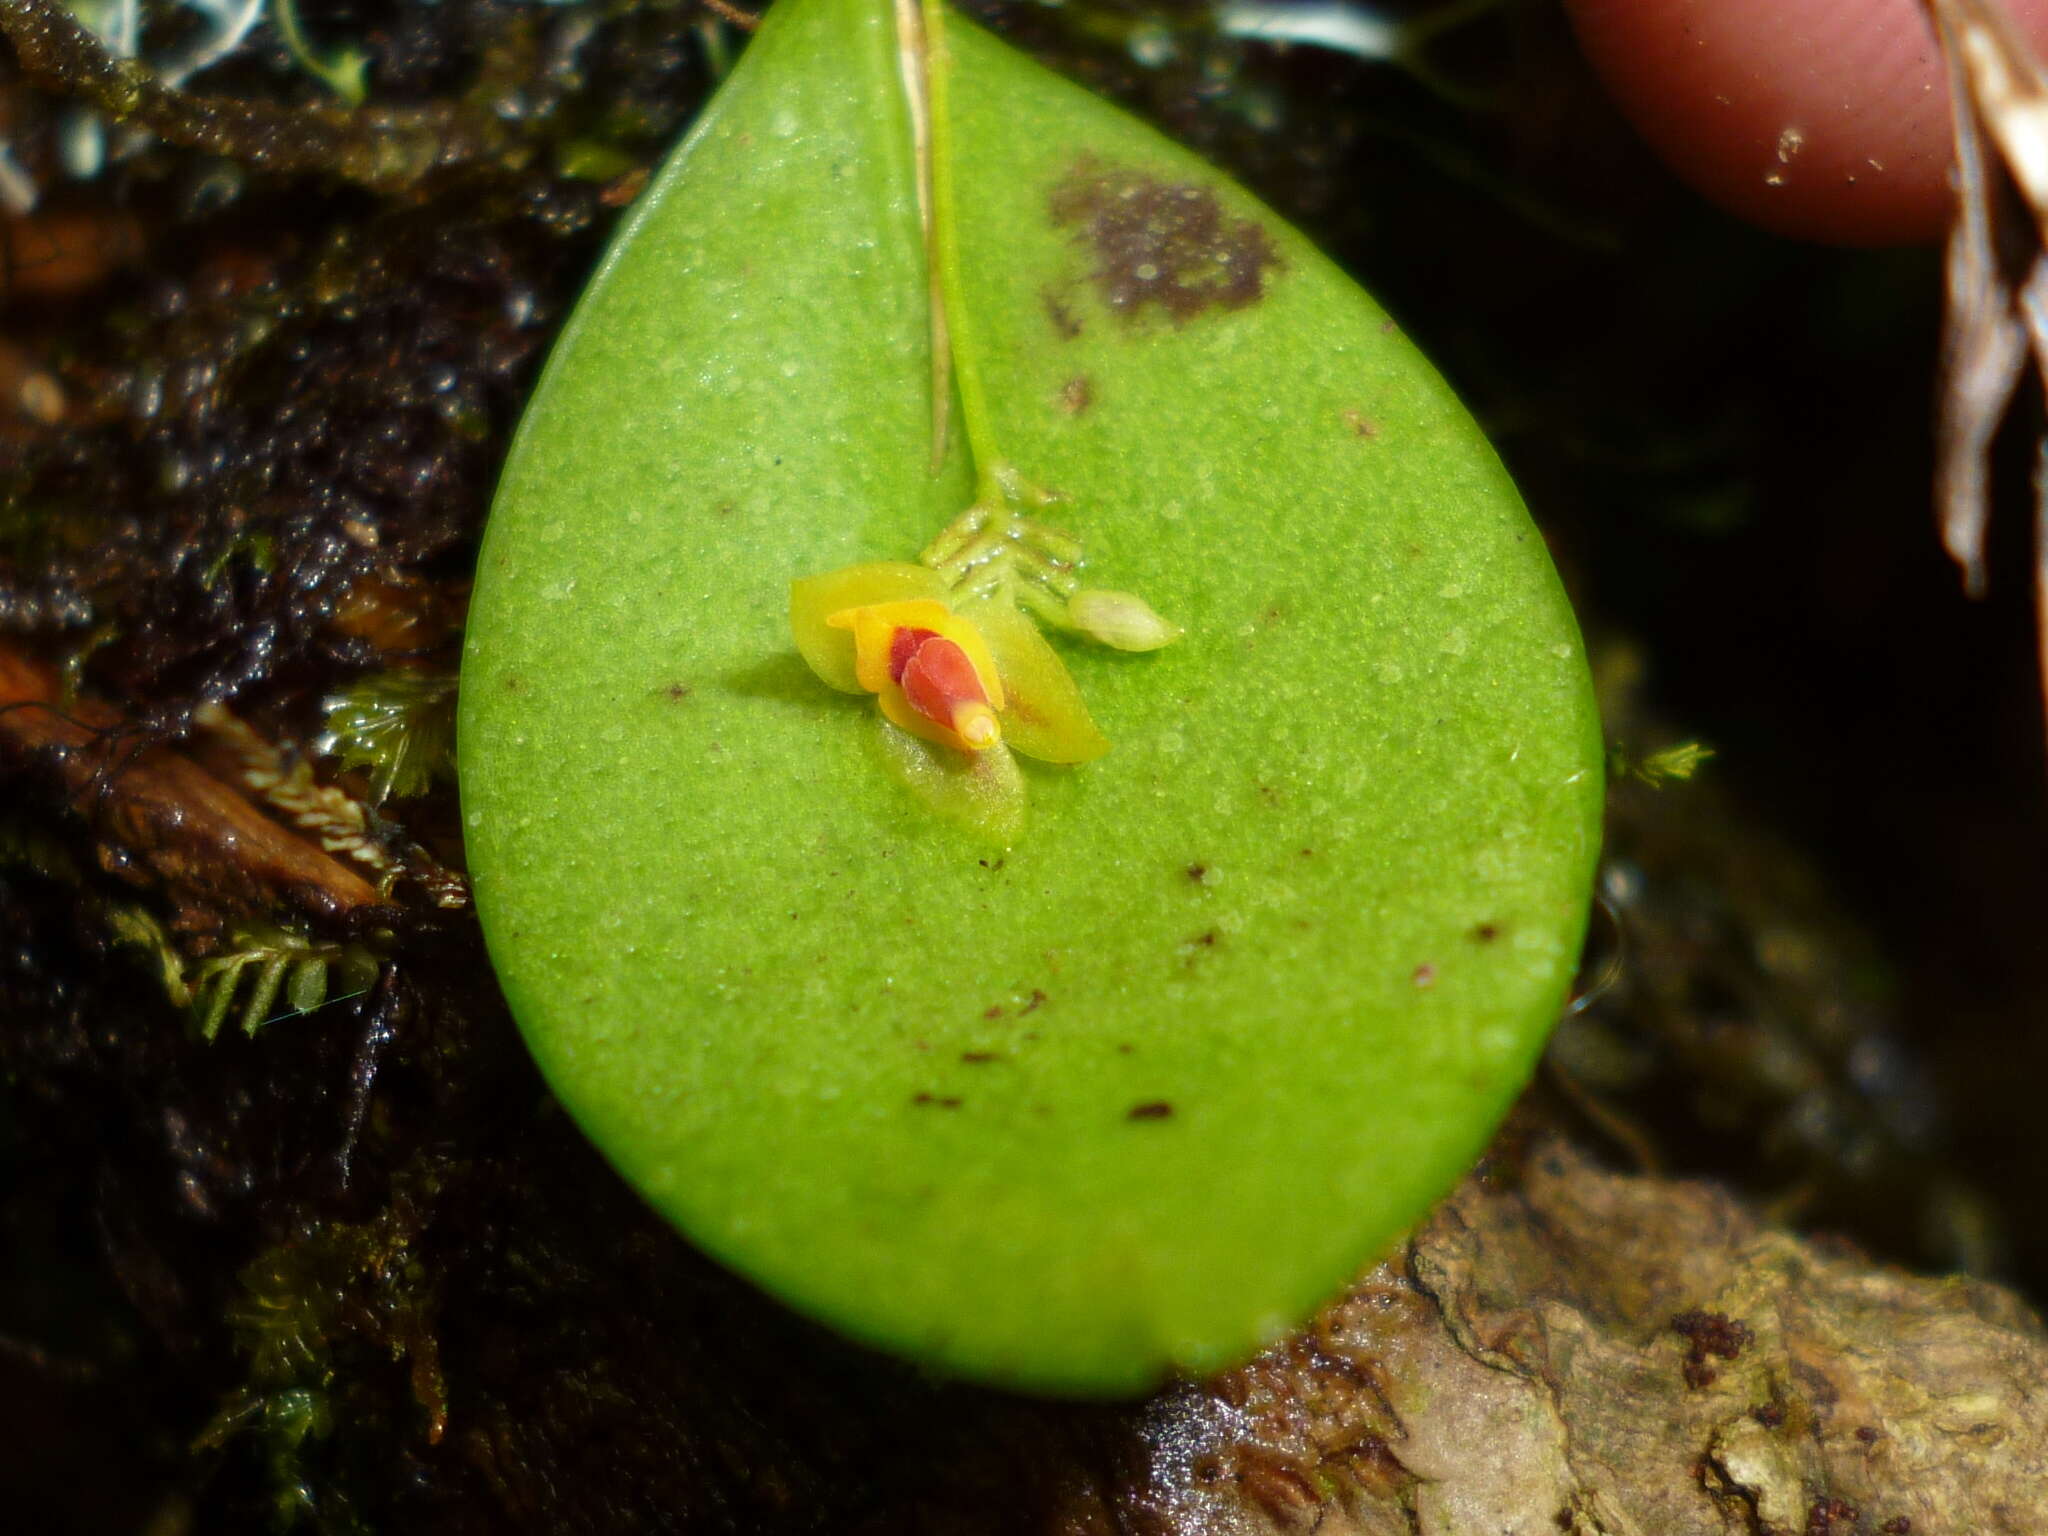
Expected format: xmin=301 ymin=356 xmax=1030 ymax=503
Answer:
xmin=1066 ymin=589 xmax=1182 ymax=652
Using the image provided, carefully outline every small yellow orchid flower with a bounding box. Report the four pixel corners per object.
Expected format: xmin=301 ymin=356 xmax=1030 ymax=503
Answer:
xmin=790 ymin=562 xmax=1109 ymax=766
xmin=828 ymin=598 xmax=1005 ymax=752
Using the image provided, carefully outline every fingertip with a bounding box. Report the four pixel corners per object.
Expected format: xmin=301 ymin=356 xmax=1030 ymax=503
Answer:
xmin=1564 ymin=0 xmax=2048 ymax=246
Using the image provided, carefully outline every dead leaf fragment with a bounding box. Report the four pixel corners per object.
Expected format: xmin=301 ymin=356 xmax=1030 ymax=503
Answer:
xmin=1928 ymin=0 xmax=2048 ymax=723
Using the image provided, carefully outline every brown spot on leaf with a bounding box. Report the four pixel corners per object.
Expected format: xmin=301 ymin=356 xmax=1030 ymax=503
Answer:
xmin=1019 ymin=988 xmax=1047 ymax=1014
xmin=1128 ymin=1101 xmax=1173 ymax=1120
xmin=983 ymin=1005 xmax=1005 ymax=1020
xmin=1048 ymin=156 xmax=1282 ymax=325
xmin=664 ymin=682 xmax=692 ymax=703
xmin=911 ymin=1093 xmax=962 ymax=1109
xmin=1412 ymin=963 xmax=1437 ymax=987
xmin=1043 ymin=288 xmax=1083 ymax=339
xmin=960 ymin=1051 xmax=998 ymax=1065
xmin=1343 ymin=408 xmax=1378 ymax=438
xmin=1058 ymin=375 xmax=1093 ymax=415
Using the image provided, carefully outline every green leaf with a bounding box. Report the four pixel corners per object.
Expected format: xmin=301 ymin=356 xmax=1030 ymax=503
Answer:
xmin=459 ymin=0 xmax=1602 ymax=1395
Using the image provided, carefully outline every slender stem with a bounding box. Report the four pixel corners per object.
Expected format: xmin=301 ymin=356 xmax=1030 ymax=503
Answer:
xmin=273 ymin=0 xmax=369 ymax=105
xmin=918 ymin=0 xmax=1004 ymax=502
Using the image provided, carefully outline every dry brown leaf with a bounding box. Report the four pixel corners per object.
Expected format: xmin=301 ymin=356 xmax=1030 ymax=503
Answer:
xmin=1929 ymin=0 xmax=2048 ymax=720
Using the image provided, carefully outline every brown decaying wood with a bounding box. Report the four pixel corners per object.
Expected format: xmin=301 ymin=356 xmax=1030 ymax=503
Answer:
xmin=0 ymin=641 xmax=385 ymax=926
xmin=1104 ymin=1139 xmax=2048 ymax=1534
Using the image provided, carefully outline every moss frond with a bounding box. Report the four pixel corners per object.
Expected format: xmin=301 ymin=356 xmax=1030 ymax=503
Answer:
xmin=317 ymin=670 xmax=457 ymax=807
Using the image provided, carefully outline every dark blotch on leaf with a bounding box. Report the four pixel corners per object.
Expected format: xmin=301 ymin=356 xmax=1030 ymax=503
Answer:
xmin=1048 ymin=156 xmax=1281 ymax=325
xmin=1127 ymin=1101 xmax=1173 ymax=1121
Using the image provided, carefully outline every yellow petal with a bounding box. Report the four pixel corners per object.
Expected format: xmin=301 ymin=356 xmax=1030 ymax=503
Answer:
xmin=830 ymin=599 xmax=955 ymax=694
xmin=959 ymin=594 xmax=1109 ymax=764
xmin=823 ymin=597 xmax=1007 ymax=713
xmin=789 ymin=562 xmax=948 ymax=693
